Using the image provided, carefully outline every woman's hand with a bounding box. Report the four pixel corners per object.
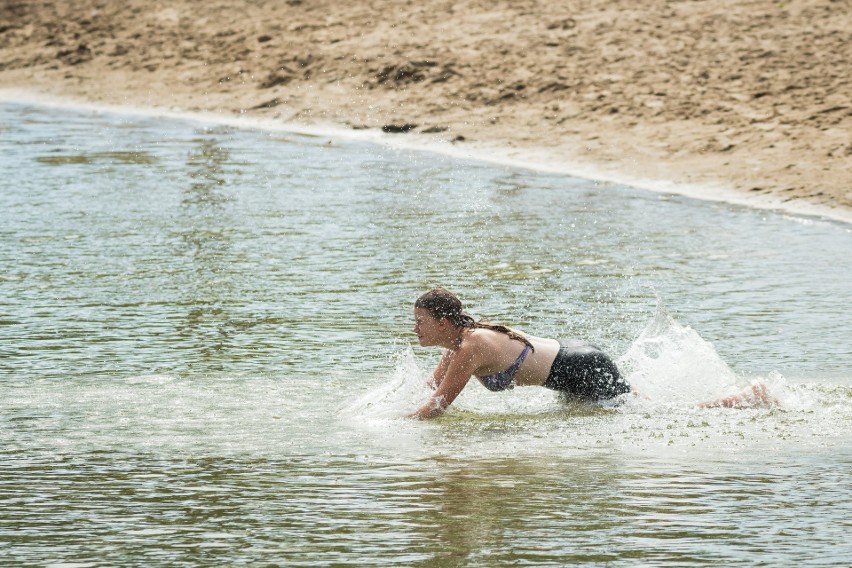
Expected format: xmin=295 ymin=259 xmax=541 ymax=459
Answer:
xmin=410 ymin=394 xmax=446 ymax=419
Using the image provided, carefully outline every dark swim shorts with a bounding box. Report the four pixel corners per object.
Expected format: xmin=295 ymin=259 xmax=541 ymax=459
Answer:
xmin=543 ymin=340 xmax=630 ymax=401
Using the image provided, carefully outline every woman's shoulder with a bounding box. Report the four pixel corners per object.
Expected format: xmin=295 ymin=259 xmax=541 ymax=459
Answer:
xmin=453 ymin=328 xmax=493 ymax=353
xmin=472 ymin=325 xmax=545 ymax=343
xmin=464 ymin=327 xmax=522 ymax=351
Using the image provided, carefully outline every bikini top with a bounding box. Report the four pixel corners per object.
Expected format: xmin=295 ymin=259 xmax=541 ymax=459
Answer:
xmin=478 ymin=344 xmax=532 ymax=392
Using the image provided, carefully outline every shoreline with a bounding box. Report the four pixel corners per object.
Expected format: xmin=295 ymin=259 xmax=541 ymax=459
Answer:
xmin=3 ymin=87 xmax=851 ymax=225
xmin=2 ymin=0 xmax=850 ymax=224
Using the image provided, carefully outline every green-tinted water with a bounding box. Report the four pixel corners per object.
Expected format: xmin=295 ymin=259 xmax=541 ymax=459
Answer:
xmin=1 ymin=103 xmax=850 ymax=566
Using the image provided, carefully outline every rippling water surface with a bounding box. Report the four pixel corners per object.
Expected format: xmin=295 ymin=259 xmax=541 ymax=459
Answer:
xmin=1 ymin=103 xmax=850 ymax=566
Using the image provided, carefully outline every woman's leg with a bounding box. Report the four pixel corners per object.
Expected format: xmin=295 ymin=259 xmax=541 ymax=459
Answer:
xmin=698 ymin=382 xmax=778 ymax=409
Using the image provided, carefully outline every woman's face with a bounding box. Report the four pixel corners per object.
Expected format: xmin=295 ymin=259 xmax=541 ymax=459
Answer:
xmin=413 ymin=308 xmax=445 ymax=347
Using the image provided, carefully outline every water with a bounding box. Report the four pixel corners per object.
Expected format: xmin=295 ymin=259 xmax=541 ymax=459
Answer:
xmin=1 ymin=102 xmax=850 ymax=566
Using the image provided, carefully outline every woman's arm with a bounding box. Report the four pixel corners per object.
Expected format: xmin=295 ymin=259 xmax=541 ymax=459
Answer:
xmin=413 ymin=344 xmax=480 ymax=419
xmin=427 ymin=349 xmax=454 ymax=390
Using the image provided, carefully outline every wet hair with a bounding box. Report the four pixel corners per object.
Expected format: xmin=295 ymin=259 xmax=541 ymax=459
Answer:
xmin=414 ymin=287 xmax=534 ymax=351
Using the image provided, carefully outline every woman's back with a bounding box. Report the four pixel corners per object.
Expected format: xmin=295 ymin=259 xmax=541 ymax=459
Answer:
xmin=465 ymin=327 xmax=560 ymax=386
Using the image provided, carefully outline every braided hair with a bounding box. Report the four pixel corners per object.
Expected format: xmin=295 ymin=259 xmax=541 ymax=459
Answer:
xmin=414 ymin=287 xmax=535 ymax=351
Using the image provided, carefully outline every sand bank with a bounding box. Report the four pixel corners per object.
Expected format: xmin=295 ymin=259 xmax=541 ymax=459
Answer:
xmin=1 ymin=0 xmax=850 ymax=222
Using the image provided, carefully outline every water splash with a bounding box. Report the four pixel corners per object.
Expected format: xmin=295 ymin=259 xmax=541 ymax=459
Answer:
xmin=341 ymin=303 xmax=851 ymax=433
xmin=337 ymin=347 xmax=432 ymax=420
xmin=618 ymin=303 xmax=747 ymax=405
xmin=341 ymin=304 xmax=762 ymax=421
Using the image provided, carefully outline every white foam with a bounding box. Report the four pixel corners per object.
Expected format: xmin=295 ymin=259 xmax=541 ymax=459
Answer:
xmin=124 ymin=374 xmax=177 ymax=385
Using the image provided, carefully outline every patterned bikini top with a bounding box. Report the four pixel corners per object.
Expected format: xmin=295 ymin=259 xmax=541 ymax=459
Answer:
xmin=478 ymin=344 xmax=532 ymax=392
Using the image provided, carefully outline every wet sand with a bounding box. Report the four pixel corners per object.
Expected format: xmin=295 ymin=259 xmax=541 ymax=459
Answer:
xmin=1 ymin=0 xmax=850 ymax=221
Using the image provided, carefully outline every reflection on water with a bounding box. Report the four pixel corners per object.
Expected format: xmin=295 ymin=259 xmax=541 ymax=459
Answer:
xmin=185 ymin=131 xmax=234 ymax=205
xmin=3 ymin=449 xmax=850 ymax=566
xmin=177 ymin=130 xmax=237 ymax=367
xmin=35 ymin=150 xmax=158 ymax=165
xmin=0 ymin=102 xmax=850 ymax=566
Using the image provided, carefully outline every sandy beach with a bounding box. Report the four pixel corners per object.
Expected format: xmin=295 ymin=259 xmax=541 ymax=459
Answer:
xmin=2 ymin=0 xmax=850 ymax=220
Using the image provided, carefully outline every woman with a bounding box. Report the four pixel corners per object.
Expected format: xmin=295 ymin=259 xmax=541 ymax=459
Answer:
xmin=410 ymin=287 xmax=630 ymax=419
xmin=410 ymin=287 xmax=777 ymax=419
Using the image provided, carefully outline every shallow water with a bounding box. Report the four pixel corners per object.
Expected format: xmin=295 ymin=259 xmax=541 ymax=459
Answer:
xmin=1 ymin=102 xmax=850 ymax=566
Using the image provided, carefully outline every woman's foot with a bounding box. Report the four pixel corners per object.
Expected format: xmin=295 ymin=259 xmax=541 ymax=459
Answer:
xmin=698 ymin=382 xmax=779 ymax=409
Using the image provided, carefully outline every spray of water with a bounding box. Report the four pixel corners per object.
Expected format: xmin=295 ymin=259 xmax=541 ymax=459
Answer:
xmin=343 ymin=302 xmax=802 ymax=420
xmin=617 ymin=302 xmax=806 ymax=410
xmin=618 ymin=302 xmax=742 ymax=405
xmin=337 ymin=347 xmax=432 ymax=420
